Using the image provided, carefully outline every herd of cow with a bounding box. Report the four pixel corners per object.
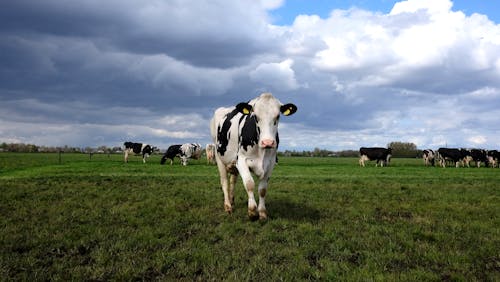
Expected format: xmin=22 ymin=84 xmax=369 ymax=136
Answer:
xmin=123 ymin=141 xmax=215 ymax=166
xmin=123 ymin=92 xmax=498 ymax=221
xmin=358 ymin=146 xmax=500 ymax=168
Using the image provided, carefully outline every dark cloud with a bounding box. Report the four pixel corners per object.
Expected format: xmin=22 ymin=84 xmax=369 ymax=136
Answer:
xmin=1 ymin=0 xmax=500 ymax=150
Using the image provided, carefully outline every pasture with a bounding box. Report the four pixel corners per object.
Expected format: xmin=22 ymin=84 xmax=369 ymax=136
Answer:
xmin=1 ymin=153 xmax=499 ymax=280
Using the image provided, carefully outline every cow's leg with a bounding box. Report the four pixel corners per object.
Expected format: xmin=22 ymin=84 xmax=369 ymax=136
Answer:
xmin=229 ymin=173 xmax=237 ymax=206
xmin=124 ymin=150 xmax=129 ymax=163
xmin=215 ymin=158 xmax=232 ymax=213
xmin=257 ymin=178 xmax=269 ymax=220
xmin=237 ymin=161 xmax=258 ymax=220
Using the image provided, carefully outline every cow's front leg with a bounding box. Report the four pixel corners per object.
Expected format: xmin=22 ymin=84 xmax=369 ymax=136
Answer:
xmin=237 ymin=161 xmax=258 ymax=220
xmin=257 ymin=179 xmax=268 ymax=220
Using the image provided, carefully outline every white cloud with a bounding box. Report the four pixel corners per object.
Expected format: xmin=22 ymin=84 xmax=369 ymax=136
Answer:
xmin=2 ymin=0 xmax=500 ymax=151
xmin=249 ymin=59 xmax=300 ymax=91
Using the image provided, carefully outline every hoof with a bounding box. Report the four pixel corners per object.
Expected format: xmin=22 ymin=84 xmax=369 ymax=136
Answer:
xmin=259 ymin=211 xmax=268 ymax=221
xmin=248 ymin=207 xmax=259 ymax=221
xmin=224 ymin=204 xmax=233 ymax=214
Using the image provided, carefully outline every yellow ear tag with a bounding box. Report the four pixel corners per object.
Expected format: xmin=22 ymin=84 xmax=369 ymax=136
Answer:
xmin=242 ymin=108 xmax=250 ymax=115
xmin=283 ymin=108 xmax=291 ymax=116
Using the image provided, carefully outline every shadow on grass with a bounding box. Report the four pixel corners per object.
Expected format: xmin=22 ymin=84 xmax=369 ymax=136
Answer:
xmin=269 ymin=197 xmax=322 ymax=221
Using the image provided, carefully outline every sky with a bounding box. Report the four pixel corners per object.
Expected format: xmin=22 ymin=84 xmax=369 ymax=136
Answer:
xmin=1 ymin=0 xmax=500 ymax=151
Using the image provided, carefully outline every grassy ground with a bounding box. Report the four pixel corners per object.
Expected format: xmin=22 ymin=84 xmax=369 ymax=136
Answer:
xmin=0 ymin=153 xmax=499 ymax=280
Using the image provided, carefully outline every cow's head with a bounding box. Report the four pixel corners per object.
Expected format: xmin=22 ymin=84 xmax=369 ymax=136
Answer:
xmin=236 ymin=93 xmax=297 ymax=149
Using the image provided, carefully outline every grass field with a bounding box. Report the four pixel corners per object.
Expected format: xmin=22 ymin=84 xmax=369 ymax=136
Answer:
xmin=1 ymin=153 xmax=499 ymax=281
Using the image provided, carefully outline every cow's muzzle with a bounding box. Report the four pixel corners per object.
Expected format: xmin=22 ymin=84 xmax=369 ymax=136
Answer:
xmin=260 ymin=139 xmax=276 ymax=149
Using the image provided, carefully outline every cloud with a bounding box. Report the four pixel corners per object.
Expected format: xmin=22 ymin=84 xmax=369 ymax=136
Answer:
xmin=249 ymin=59 xmax=300 ymax=91
xmin=1 ymin=0 xmax=500 ymax=151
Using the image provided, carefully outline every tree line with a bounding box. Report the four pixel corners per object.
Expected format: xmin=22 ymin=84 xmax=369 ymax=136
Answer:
xmin=1 ymin=141 xmax=423 ymax=158
xmin=0 ymin=143 xmax=122 ymax=154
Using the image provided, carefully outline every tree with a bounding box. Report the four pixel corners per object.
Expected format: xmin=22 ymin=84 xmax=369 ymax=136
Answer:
xmin=387 ymin=141 xmax=418 ymax=158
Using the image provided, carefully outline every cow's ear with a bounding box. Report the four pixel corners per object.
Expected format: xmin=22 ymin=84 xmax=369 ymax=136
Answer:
xmin=236 ymin=102 xmax=253 ymax=115
xmin=281 ymin=103 xmax=297 ymax=116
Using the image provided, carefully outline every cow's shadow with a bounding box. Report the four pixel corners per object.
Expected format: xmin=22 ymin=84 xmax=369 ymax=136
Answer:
xmin=268 ymin=197 xmax=321 ymax=221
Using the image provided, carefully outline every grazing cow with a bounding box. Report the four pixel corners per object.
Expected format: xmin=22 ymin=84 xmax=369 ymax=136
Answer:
xmin=210 ymin=93 xmax=297 ymax=220
xmin=437 ymin=148 xmax=463 ymax=167
xmin=160 ymin=144 xmax=182 ymax=165
xmin=487 ymin=150 xmax=500 ymax=168
xmin=206 ymin=144 xmax=216 ymax=164
xmin=359 ymin=147 xmax=392 ymax=167
xmin=422 ymin=149 xmax=435 ymax=166
xmin=123 ymin=142 xmax=154 ymax=163
xmin=179 ymin=143 xmax=202 ymax=165
xmin=468 ymin=149 xmax=489 ymax=168
xmin=160 ymin=143 xmax=201 ymax=165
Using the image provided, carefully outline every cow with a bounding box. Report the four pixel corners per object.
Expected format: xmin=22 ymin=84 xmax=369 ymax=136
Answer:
xmin=437 ymin=148 xmax=463 ymax=167
xmin=422 ymin=149 xmax=435 ymax=166
xmin=487 ymin=150 xmax=500 ymax=168
xmin=123 ymin=142 xmax=154 ymax=163
xmin=467 ymin=149 xmax=489 ymax=168
xmin=179 ymin=143 xmax=202 ymax=165
xmin=359 ymin=147 xmax=392 ymax=167
xmin=206 ymin=144 xmax=216 ymax=164
xmin=160 ymin=144 xmax=182 ymax=165
xmin=210 ymin=92 xmax=297 ymax=220
xmin=160 ymin=143 xmax=202 ymax=165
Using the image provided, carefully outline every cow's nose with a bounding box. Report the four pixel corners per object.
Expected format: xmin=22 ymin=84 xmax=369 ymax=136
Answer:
xmin=261 ymin=139 xmax=275 ymax=148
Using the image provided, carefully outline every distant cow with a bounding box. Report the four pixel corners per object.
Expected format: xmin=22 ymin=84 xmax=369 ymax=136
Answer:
xmin=487 ymin=150 xmax=500 ymax=168
xmin=160 ymin=144 xmax=182 ymax=165
xmin=359 ymin=147 xmax=392 ymax=167
xmin=422 ymin=149 xmax=435 ymax=166
xmin=467 ymin=149 xmax=489 ymax=168
xmin=206 ymin=144 xmax=216 ymax=164
xmin=179 ymin=143 xmax=202 ymax=165
xmin=437 ymin=148 xmax=463 ymax=167
xmin=210 ymin=92 xmax=297 ymax=220
xmin=160 ymin=143 xmax=202 ymax=166
xmin=123 ymin=142 xmax=154 ymax=163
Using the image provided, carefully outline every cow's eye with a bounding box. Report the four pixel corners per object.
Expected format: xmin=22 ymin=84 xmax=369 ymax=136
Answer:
xmin=274 ymin=115 xmax=280 ymax=125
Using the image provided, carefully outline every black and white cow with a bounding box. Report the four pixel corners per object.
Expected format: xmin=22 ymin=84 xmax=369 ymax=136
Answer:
xmin=422 ymin=149 xmax=435 ymax=166
xmin=210 ymin=93 xmax=297 ymax=220
xmin=437 ymin=148 xmax=463 ymax=167
xmin=123 ymin=142 xmax=154 ymax=163
xmin=179 ymin=143 xmax=202 ymax=165
xmin=487 ymin=150 xmax=500 ymax=168
xmin=359 ymin=147 xmax=392 ymax=167
xmin=468 ymin=149 xmax=489 ymax=168
xmin=160 ymin=144 xmax=182 ymax=165
xmin=160 ymin=143 xmax=202 ymax=165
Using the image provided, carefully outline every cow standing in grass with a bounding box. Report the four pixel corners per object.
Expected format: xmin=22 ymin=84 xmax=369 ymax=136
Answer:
xmin=422 ymin=149 xmax=435 ymax=166
xmin=123 ymin=142 xmax=154 ymax=163
xmin=206 ymin=144 xmax=216 ymax=164
xmin=359 ymin=147 xmax=392 ymax=167
xmin=210 ymin=93 xmax=297 ymax=220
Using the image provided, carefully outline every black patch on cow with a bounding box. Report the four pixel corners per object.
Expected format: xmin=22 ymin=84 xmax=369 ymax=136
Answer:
xmin=217 ymin=109 xmax=240 ymax=156
xmin=142 ymin=145 xmax=152 ymax=156
xmin=124 ymin=142 xmax=143 ymax=154
xmin=240 ymin=115 xmax=259 ymax=151
xmin=160 ymin=144 xmax=182 ymax=165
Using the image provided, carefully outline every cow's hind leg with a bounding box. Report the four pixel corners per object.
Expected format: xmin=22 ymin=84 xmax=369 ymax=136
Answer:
xmin=216 ymin=159 xmax=233 ymax=213
xmin=229 ymin=173 xmax=237 ymax=206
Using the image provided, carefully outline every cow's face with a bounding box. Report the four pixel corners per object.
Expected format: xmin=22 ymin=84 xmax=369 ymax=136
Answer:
xmin=236 ymin=93 xmax=297 ymax=149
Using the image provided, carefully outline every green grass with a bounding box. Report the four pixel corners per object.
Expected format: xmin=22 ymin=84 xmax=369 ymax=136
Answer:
xmin=1 ymin=153 xmax=499 ymax=280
